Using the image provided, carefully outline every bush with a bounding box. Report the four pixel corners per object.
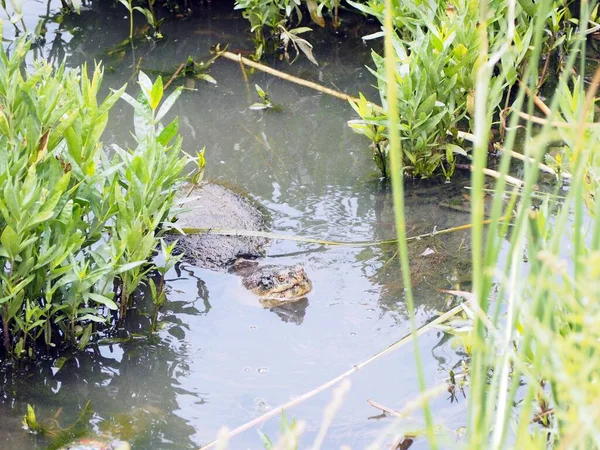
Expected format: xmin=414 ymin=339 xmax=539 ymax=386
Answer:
xmin=348 ymin=0 xmax=542 ymax=179
xmin=0 ymin=27 xmax=194 ymax=359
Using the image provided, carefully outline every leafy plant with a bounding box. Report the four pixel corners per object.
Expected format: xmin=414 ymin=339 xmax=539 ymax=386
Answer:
xmin=149 ymin=239 xmax=181 ymax=332
xmin=234 ymin=0 xmax=330 ymax=61
xmin=380 ymin=0 xmax=600 ymax=443
xmin=117 ymin=0 xmax=136 ymax=42
xmin=348 ymin=0 xmax=540 ymax=179
xmin=0 ymin=28 xmax=194 ymax=359
xmin=278 ymin=24 xmax=318 ymax=65
xmin=249 ymin=84 xmax=275 ymax=110
xmin=348 ymin=93 xmax=388 ymax=175
xmin=257 ymin=411 xmax=300 ymax=450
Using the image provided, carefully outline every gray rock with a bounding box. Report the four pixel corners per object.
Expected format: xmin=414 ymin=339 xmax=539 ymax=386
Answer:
xmin=173 ymin=183 xmax=268 ymax=269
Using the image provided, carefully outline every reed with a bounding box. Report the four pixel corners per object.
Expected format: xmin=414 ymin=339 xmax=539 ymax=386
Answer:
xmin=381 ymin=0 xmax=600 ymax=445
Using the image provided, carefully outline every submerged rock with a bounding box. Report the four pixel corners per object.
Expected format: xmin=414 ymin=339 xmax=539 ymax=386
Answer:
xmin=174 ymin=182 xmax=268 ymax=269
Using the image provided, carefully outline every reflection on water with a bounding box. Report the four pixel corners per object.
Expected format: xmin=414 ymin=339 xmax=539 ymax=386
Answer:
xmin=2 ymin=1 xmax=480 ymax=449
xmin=262 ymin=297 xmax=309 ymax=325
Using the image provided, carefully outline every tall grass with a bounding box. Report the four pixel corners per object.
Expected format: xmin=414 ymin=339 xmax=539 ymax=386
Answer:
xmin=381 ymin=0 xmax=438 ymax=446
xmin=208 ymin=0 xmax=600 ymax=447
xmin=383 ymin=0 xmax=600 ymax=447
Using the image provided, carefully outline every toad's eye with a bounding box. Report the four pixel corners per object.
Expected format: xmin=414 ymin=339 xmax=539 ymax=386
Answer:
xmin=277 ymin=275 xmax=286 ymax=282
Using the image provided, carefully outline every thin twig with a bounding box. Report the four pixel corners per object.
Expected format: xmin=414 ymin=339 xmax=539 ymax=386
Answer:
xmin=456 ymin=164 xmax=524 ymax=187
xmin=532 ymin=408 xmax=555 ymax=424
xmin=126 ymin=57 xmax=143 ymax=85
xmin=514 ymin=110 xmax=600 ymax=129
xmin=177 ymin=218 xmax=498 ymax=247
xmin=518 ymin=80 xmax=552 ymax=116
xmin=164 ymin=63 xmax=185 ymax=90
xmin=367 ymin=398 xmax=403 ymax=417
xmin=237 ymin=54 xmax=249 ymax=85
xmin=220 ymin=51 xmax=363 ymax=103
xmin=367 ymin=372 xmax=469 ymax=419
xmin=536 ymin=36 xmax=554 ymax=92
xmin=496 ymin=146 xmax=572 ymax=178
xmin=197 ymin=303 xmax=467 ymax=449
xmin=455 ymin=129 xmax=571 ymax=179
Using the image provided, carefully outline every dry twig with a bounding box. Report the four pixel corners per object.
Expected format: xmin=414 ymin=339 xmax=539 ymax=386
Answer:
xmin=198 ymin=304 xmax=467 ymax=449
xmin=164 ymin=63 xmax=185 ymax=90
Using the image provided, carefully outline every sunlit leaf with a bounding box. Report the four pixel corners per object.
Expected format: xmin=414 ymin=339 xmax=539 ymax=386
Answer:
xmin=1 ymin=226 xmax=20 ymax=259
xmin=87 ymin=293 xmax=118 ymax=310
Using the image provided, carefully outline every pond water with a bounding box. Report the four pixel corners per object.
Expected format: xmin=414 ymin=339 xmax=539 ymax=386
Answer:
xmin=2 ymin=2 xmax=480 ymax=448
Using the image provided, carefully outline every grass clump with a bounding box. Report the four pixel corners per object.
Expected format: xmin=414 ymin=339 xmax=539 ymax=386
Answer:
xmin=0 ymin=27 xmax=194 ymax=359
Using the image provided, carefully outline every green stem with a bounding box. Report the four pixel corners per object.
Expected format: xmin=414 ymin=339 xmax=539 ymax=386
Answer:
xmin=2 ymin=304 xmax=11 ymax=354
xmin=382 ymin=1 xmax=437 ymax=448
xmin=129 ymin=4 xmax=134 ymax=42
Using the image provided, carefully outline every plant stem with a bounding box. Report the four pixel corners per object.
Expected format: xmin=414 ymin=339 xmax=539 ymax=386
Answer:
xmin=2 ymin=305 xmax=11 ymax=354
xmin=129 ymin=3 xmax=134 ymax=42
xmin=382 ymin=0 xmax=436 ymax=446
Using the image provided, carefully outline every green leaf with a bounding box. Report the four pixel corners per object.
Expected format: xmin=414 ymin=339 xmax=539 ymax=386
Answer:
xmin=255 ymin=84 xmax=266 ymax=99
xmin=155 ymin=87 xmax=182 ymax=123
xmin=117 ymin=0 xmax=132 ymax=12
xmin=115 ymin=260 xmax=147 ymax=274
xmin=149 ymin=76 xmax=164 ymax=111
xmin=1 ymin=226 xmax=20 ymax=259
xmin=257 ymin=430 xmax=273 ymax=450
xmin=78 ymin=313 xmax=107 ymax=324
xmin=196 ymin=73 xmax=217 ymax=84
xmin=53 ymin=355 xmax=71 ymax=372
xmin=77 ymin=324 xmax=93 ymax=350
xmin=138 ymin=71 xmax=154 ymax=103
xmin=26 ymin=211 xmax=54 ymax=230
xmin=87 ymin=293 xmax=118 ymax=310
xmin=0 ymin=110 xmax=10 ymax=136
xmin=65 ymin=126 xmax=82 ymax=165
xmin=7 ymin=290 xmax=25 ymax=320
xmin=47 ymin=109 xmax=79 ymax=151
xmin=71 ymin=0 xmax=81 ymax=13
xmin=133 ymin=6 xmax=155 ymax=26
xmin=249 ymin=102 xmax=271 ymax=111
xmin=446 ymin=143 xmax=468 ymax=157
xmin=157 ymin=117 xmax=179 ymax=146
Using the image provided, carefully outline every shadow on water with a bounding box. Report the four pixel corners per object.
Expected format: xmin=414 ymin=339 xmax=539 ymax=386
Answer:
xmin=1 ymin=1 xmax=484 ymax=448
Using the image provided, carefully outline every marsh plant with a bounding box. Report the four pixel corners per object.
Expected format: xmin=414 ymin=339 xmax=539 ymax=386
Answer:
xmin=117 ymin=0 xmax=164 ymax=41
xmin=0 ymin=30 xmax=194 ymax=359
xmin=234 ymin=0 xmax=337 ymax=61
xmin=234 ymin=0 xmax=600 ymax=447
xmin=381 ymin=0 xmax=600 ymax=445
xmin=347 ymin=0 xmax=579 ymax=179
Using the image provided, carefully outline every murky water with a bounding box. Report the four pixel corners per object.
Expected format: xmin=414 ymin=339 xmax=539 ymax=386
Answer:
xmin=2 ymin=2 xmax=477 ymax=448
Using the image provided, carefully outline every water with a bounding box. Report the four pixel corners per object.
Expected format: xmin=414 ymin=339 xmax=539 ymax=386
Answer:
xmin=2 ymin=2 xmax=475 ymax=448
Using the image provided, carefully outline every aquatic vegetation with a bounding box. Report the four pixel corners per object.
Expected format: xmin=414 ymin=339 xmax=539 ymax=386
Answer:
xmin=0 ymin=30 xmax=194 ymax=359
xmin=257 ymin=412 xmax=300 ymax=450
xmin=233 ymin=0 xmax=334 ymax=61
xmin=382 ymin=0 xmax=600 ymax=446
xmin=23 ymin=401 xmax=94 ymax=448
xmin=249 ymin=84 xmax=275 ymax=110
xmin=347 ymin=0 xmax=582 ymax=179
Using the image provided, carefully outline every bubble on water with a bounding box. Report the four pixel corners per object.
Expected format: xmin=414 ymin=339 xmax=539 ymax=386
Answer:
xmin=244 ymin=367 xmax=251 ymax=372
xmin=249 ymin=325 xmax=257 ymax=331
xmin=257 ymin=367 xmax=268 ymax=374
xmin=350 ymin=332 xmax=357 ymax=337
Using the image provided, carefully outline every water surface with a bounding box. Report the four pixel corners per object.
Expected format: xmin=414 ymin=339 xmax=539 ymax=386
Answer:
xmin=2 ymin=2 xmax=476 ymax=448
